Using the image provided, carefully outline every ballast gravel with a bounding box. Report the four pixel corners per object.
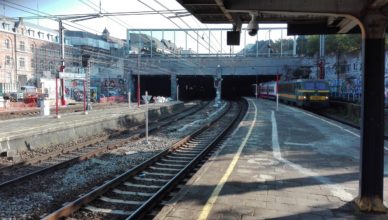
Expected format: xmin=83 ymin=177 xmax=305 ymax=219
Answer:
xmin=0 ymin=101 xmax=227 ymax=219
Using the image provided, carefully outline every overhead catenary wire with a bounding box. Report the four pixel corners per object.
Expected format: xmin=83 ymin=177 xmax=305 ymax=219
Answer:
xmin=136 ymin=0 xmax=216 ymax=74
xmin=152 ymin=0 xmax=221 ymax=54
xmin=1 ymin=0 xmax=252 ymax=75
xmin=1 ymin=0 xmax=100 ymax=34
xmin=152 ymin=0 xmax=225 ymax=54
xmin=137 ymin=0 xmax=219 ymax=55
xmin=1 ymin=0 xmax=171 ymax=73
xmin=80 ymin=0 xmax=134 ymax=29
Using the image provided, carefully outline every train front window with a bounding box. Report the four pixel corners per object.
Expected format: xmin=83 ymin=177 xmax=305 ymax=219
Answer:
xmin=315 ymin=82 xmax=329 ymax=90
xmin=304 ymin=82 xmax=315 ymax=90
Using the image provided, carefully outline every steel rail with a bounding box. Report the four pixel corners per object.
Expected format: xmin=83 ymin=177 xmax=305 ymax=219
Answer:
xmin=42 ymin=101 xmax=245 ymax=220
xmin=128 ymin=101 xmax=246 ymax=220
xmin=0 ymin=102 xmax=208 ymax=189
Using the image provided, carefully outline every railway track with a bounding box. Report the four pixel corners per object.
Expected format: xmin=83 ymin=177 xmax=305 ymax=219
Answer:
xmin=0 ymin=103 xmax=117 ymax=120
xmin=42 ymin=101 xmax=246 ymax=220
xmin=0 ymin=101 xmax=209 ymax=189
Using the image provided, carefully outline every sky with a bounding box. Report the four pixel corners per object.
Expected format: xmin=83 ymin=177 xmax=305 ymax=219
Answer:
xmin=1 ymin=0 xmax=290 ymax=53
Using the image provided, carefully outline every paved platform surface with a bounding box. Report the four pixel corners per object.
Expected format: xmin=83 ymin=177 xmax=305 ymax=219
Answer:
xmin=0 ymin=103 xmax=151 ymax=137
xmin=156 ymin=98 xmax=388 ymax=220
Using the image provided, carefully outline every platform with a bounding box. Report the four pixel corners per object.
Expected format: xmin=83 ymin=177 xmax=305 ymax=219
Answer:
xmin=0 ymin=102 xmax=185 ymax=159
xmin=156 ymin=98 xmax=388 ymax=220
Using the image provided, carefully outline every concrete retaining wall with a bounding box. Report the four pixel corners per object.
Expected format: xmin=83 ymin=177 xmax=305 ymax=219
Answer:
xmin=1 ymin=102 xmax=184 ymax=159
xmin=329 ymin=101 xmax=388 ymax=128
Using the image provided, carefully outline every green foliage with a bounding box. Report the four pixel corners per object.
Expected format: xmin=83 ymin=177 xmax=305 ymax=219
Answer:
xmin=385 ymin=37 xmax=388 ymax=49
xmin=296 ymin=34 xmax=361 ymax=56
xmin=325 ymin=34 xmax=361 ymax=54
xmin=270 ymin=38 xmax=295 ymax=55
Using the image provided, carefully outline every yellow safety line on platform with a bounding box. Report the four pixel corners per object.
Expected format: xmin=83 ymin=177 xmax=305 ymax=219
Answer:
xmin=197 ymin=99 xmax=257 ymax=220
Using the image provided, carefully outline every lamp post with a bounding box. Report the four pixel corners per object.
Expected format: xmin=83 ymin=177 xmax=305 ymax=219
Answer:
xmin=82 ymin=54 xmax=91 ymax=114
xmin=137 ymin=53 xmax=141 ymax=107
xmin=176 ymin=77 xmax=179 ymax=101
xmin=214 ymin=64 xmax=222 ymax=107
xmin=267 ymin=29 xmax=271 ymax=57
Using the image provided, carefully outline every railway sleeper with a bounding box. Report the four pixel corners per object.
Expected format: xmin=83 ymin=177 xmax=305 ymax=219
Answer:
xmin=166 ymin=155 xmax=193 ymax=160
xmin=99 ymin=196 xmax=143 ymax=205
xmin=133 ymin=176 xmax=169 ymax=183
xmin=154 ymin=162 xmax=186 ymax=168
xmin=141 ymin=171 xmax=176 ymax=177
xmin=112 ymin=189 xmax=153 ymax=197
xmin=175 ymin=148 xmax=202 ymax=153
xmin=120 ymin=183 xmax=160 ymax=193
xmin=172 ymin=152 xmax=198 ymax=157
xmin=123 ymin=182 xmax=161 ymax=189
xmin=85 ymin=201 xmax=137 ymax=214
xmin=105 ymin=191 xmax=150 ymax=201
xmin=84 ymin=205 xmax=133 ymax=216
xmin=160 ymin=158 xmax=189 ymax=164
xmin=149 ymin=166 xmax=181 ymax=172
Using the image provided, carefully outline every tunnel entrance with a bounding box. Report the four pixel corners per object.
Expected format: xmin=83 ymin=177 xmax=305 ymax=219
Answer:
xmin=221 ymin=75 xmax=276 ymax=99
xmin=132 ymin=74 xmax=279 ymax=101
xmin=134 ymin=75 xmax=170 ymax=98
xmin=177 ymin=75 xmax=215 ymax=100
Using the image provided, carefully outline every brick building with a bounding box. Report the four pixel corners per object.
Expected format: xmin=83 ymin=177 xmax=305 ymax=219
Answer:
xmin=0 ymin=16 xmax=128 ymax=102
xmin=1 ymin=17 xmax=72 ymax=94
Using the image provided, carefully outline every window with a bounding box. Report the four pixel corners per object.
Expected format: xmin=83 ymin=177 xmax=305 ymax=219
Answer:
xmin=31 ymin=58 xmax=35 ymax=68
xmin=20 ymin=41 xmax=25 ymax=51
xmin=28 ymin=29 xmax=35 ymax=37
xmin=5 ymin=56 xmax=11 ymax=65
xmin=2 ymin=23 xmax=10 ymax=31
xmin=38 ymin=31 xmax=44 ymax=39
xmin=47 ymin=34 xmax=54 ymax=41
xmin=315 ymin=82 xmax=329 ymax=90
xmin=49 ymin=61 xmax=55 ymax=71
xmin=19 ymin=57 xmax=25 ymax=68
xmin=4 ymin=39 xmax=10 ymax=49
xmin=304 ymin=82 xmax=315 ymax=90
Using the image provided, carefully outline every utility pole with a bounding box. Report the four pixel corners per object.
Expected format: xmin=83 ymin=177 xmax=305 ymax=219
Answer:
xmin=137 ymin=53 xmax=141 ymax=107
xmin=59 ymin=19 xmax=66 ymax=106
xmin=318 ymin=35 xmax=325 ymax=79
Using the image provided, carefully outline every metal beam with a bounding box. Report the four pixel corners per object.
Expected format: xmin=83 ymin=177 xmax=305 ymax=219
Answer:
xmin=214 ymin=0 xmax=235 ymax=24
xmin=338 ymin=18 xmax=358 ymax=33
xmin=288 ymin=23 xmax=339 ymax=35
xmin=223 ymin=0 xmax=367 ymax=16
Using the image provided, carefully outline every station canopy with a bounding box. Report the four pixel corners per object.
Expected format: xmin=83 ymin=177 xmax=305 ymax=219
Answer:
xmin=177 ymin=0 xmax=388 ymax=35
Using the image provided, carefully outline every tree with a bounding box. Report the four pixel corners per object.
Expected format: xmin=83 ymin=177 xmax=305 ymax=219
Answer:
xmin=296 ymin=36 xmax=308 ymax=55
xmin=305 ymin=35 xmax=319 ymax=56
xmin=317 ymin=34 xmax=361 ymax=55
xmin=270 ymin=38 xmax=295 ymax=55
xmin=295 ymin=34 xmax=361 ymax=57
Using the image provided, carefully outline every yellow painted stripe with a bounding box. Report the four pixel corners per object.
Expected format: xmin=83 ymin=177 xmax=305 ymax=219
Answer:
xmin=309 ymin=96 xmax=328 ymax=101
xmin=278 ymin=94 xmax=296 ymax=99
xmin=297 ymin=90 xmax=330 ymax=93
xmin=197 ymin=100 xmax=257 ymax=220
xmin=297 ymin=90 xmax=314 ymax=92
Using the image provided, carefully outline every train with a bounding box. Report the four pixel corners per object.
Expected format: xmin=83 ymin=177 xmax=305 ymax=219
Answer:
xmin=253 ymin=79 xmax=330 ymax=107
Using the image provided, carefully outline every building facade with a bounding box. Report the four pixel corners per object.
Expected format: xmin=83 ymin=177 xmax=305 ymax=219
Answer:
xmin=0 ymin=16 xmax=128 ymax=102
xmin=0 ymin=17 xmax=80 ymax=96
xmin=65 ymin=28 xmax=129 ymax=101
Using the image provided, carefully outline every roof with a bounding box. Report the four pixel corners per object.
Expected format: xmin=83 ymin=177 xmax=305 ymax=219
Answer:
xmin=177 ymin=0 xmax=388 ymax=35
